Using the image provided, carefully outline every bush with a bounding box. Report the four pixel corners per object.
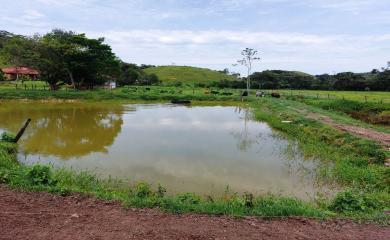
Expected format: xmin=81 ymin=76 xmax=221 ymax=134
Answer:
xmin=27 ymin=165 xmax=56 ymax=186
xmin=177 ymin=192 xmax=201 ymax=204
xmin=134 ymin=182 xmax=152 ymax=198
xmin=1 ymin=132 xmax=15 ymax=143
xmin=329 ymin=189 xmax=383 ymax=213
xmin=0 ymin=71 xmax=5 ymax=81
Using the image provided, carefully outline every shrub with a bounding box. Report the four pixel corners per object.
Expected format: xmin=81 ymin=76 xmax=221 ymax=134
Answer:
xmin=329 ymin=189 xmax=383 ymax=213
xmin=1 ymin=132 xmax=15 ymax=143
xmin=157 ymin=184 xmax=167 ymax=198
xmin=177 ymin=193 xmax=201 ymax=204
xmin=27 ymin=165 xmax=56 ymax=186
xmin=174 ymin=82 xmax=183 ymax=87
xmin=134 ymin=182 xmax=152 ymax=198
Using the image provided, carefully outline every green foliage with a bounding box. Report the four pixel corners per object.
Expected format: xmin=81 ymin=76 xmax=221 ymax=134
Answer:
xmin=250 ymin=70 xmax=315 ymax=89
xmin=117 ymin=63 xmax=140 ymax=86
xmin=329 ymin=189 xmax=384 ymax=213
xmin=1 ymin=29 xmax=120 ymax=89
xmin=246 ymin=69 xmax=390 ymax=91
xmin=1 ymin=132 xmax=15 ymax=142
xmin=134 ymin=182 xmax=152 ymax=198
xmin=0 ymin=70 xmax=5 ymax=81
xmin=157 ymin=184 xmax=167 ymax=198
xmin=177 ymin=193 xmax=202 ymax=205
xmin=27 ymin=165 xmax=57 ymax=186
xmin=139 ymin=73 xmax=160 ymax=85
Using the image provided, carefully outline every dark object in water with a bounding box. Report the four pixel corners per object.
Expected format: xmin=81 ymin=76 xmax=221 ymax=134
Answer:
xmin=222 ymin=92 xmax=233 ymax=96
xmin=241 ymin=91 xmax=248 ymax=97
xmin=271 ymin=93 xmax=280 ymax=98
xmin=171 ymin=99 xmax=191 ymax=104
xmin=210 ymin=90 xmax=219 ymax=94
xmin=14 ymin=118 xmax=31 ymax=143
xmin=145 ymin=88 xmax=151 ymax=91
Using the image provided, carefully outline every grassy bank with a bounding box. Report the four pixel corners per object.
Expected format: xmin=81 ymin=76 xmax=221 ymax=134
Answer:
xmin=0 ymin=87 xmax=245 ymax=102
xmin=265 ymin=90 xmax=390 ymax=103
xmin=0 ymin=140 xmax=325 ymax=218
xmin=251 ymin=98 xmax=389 ymax=220
xmin=295 ymin=98 xmax=390 ymax=126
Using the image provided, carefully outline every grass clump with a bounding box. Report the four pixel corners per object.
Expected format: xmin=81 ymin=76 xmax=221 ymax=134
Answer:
xmin=329 ymin=188 xmax=386 ymax=214
xmin=1 ymin=132 xmax=15 ymax=142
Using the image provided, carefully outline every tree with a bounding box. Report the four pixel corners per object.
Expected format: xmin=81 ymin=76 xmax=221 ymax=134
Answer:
xmin=139 ymin=73 xmax=160 ymax=85
xmin=0 ymin=70 xmax=5 ymax=81
xmin=234 ymin=48 xmax=261 ymax=94
xmin=41 ymin=29 xmax=120 ymax=89
xmin=117 ymin=63 xmax=140 ymax=86
xmin=0 ymin=35 xmax=38 ymax=80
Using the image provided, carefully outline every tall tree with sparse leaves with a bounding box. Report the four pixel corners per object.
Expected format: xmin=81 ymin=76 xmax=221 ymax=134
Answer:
xmin=234 ymin=48 xmax=261 ymax=94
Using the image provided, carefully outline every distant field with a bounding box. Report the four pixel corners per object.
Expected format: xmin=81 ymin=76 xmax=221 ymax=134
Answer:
xmin=0 ymin=80 xmax=48 ymax=90
xmin=265 ymin=89 xmax=390 ymax=103
xmin=144 ymin=66 xmax=237 ymax=84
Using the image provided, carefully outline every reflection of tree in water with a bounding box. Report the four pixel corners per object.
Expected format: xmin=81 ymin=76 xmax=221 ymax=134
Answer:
xmin=0 ymin=103 xmax=125 ymax=159
xmin=231 ymin=106 xmax=259 ymax=152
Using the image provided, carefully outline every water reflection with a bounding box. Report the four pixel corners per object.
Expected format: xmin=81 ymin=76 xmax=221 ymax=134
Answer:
xmin=0 ymin=102 xmax=334 ymax=199
xmin=0 ymin=102 xmax=124 ymax=158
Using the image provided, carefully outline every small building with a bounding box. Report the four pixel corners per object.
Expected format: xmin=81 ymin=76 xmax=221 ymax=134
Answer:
xmin=1 ymin=66 xmax=40 ymax=80
xmin=103 ymin=81 xmax=117 ymax=89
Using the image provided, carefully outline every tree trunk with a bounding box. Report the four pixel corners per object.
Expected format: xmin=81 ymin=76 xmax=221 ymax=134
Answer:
xmin=13 ymin=119 xmax=31 ymax=143
xmin=66 ymin=69 xmax=76 ymax=90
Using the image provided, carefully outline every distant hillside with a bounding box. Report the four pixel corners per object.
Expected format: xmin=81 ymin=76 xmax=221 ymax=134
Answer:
xmin=144 ymin=66 xmax=237 ymax=84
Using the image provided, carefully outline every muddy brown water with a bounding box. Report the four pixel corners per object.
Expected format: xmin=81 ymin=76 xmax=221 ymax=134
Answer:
xmin=0 ymin=102 xmax=334 ymax=199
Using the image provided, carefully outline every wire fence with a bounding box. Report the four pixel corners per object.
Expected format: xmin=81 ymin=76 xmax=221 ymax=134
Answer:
xmin=1 ymin=82 xmax=390 ymax=104
xmin=262 ymin=90 xmax=390 ymax=104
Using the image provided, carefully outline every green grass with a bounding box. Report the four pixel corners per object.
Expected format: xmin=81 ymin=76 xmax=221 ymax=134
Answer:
xmin=0 ymin=80 xmax=49 ymax=90
xmin=0 ymin=86 xmax=245 ymax=102
xmin=266 ymin=90 xmax=390 ymax=103
xmin=144 ymin=66 xmax=237 ymax=85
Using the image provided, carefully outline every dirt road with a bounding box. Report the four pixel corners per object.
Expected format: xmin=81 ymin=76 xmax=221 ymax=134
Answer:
xmin=0 ymin=186 xmax=388 ymax=240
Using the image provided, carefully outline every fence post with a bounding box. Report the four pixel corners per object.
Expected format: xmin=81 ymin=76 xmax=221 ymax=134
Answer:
xmin=327 ymin=93 xmax=330 ymax=99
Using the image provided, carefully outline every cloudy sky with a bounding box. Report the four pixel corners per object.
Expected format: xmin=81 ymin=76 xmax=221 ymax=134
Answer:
xmin=0 ymin=0 xmax=389 ymax=74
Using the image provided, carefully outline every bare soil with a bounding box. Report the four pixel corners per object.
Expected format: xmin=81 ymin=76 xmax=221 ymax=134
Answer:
xmin=306 ymin=112 xmax=390 ymax=147
xmin=0 ymin=186 xmax=388 ymax=240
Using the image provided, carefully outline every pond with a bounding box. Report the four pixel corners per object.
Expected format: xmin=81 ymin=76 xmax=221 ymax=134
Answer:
xmin=0 ymin=101 xmax=332 ymax=200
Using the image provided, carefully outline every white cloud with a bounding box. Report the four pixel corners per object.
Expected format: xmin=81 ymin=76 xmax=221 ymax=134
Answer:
xmin=96 ymin=30 xmax=334 ymax=46
xmin=83 ymin=29 xmax=390 ymax=74
xmin=23 ymin=9 xmax=45 ymax=19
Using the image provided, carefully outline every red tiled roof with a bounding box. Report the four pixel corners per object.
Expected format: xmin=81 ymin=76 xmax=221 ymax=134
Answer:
xmin=1 ymin=67 xmax=39 ymax=75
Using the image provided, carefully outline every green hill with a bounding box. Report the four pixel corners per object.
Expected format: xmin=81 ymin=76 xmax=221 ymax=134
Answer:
xmin=144 ymin=66 xmax=237 ymax=84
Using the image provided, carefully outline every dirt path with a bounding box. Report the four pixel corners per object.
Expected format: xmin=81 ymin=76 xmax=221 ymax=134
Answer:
xmin=305 ymin=112 xmax=390 ymax=147
xmin=0 ymin=186 xmax=388 ymax=240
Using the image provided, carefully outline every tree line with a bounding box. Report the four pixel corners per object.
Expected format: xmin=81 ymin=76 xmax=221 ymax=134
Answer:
xmin=1 ymin=29 xmax=389 ymax=91
xmin=0 ymin=30 xmax=159 ymax=90
xmin=213 ymin=68 xmax=390 ymax=91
